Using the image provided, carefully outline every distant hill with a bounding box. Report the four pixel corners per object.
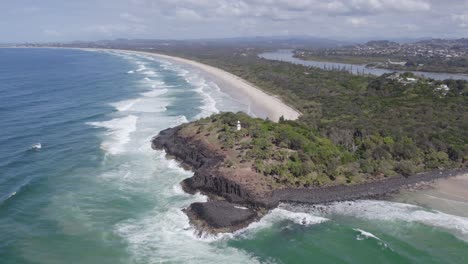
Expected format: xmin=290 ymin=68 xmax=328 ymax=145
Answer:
xmin=51 ymin=36 xmax=347 ymax=50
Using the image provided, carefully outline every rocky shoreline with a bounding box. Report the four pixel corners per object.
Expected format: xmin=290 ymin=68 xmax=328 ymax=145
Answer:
xmin=152 ymin=126 xmax=468 ymax=234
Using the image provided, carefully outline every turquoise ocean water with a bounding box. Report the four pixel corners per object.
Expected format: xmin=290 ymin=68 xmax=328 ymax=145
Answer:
xmin=0 ymin=48 xmax=467 ymax=263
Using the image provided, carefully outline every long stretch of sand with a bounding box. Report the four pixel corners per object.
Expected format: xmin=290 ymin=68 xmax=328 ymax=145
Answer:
xmin=395 ymin=173 xmax=468 ymax=218
xmin=86 ymin=48 xmax=300 ymax=121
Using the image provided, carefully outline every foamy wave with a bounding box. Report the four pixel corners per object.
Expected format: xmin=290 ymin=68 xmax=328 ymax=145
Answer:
xmin=133 ymin=98 xmax=168 ymax=113
xmin=193 ymin=207 xmax=328 ymax=242
xmin=115 ymin=207 xmax=258 ymax=263
xmin=172 ymin=183 xmax=186 ymax=195
xmin=177 ymin=69 xmax=189 ymax=77
xmin=83 ymin=49 xmax=260 ymax=263
xmin=111 ymin=99 xmax=141 ymax=112
xmin=142 ymin=70 xmax=158 ymax=76
xmin=182 ymin=74 xmax=219 ymax=119
xmin=240 ymin=208 xmax=328 ymax=235
xmin=136 ymin=65 xmax=146 ymax=72
xmin=113 ymin=149 xmax=255 ymax=263
xmin=147 ymin=80 xmax=166 ymax=87
xmin=141 ymin=89 xmax=168 ymax=97
xmin=353 ymin=228 xmax=381 ymax=241
xmin=111 ymin=94 xmax=169 ymax=113
xmin=1 ymin=191 xmax=18 ymax=204
xmin=353 ymin=228 xmax=390 ymax=249
xmin=159 ymin=61 xmax=173 ymax=70
xmin=87 ymin=115 xmax=138 ymax=155
xmin=173 ymin=115 xmax=189 ymax=126
xmin=326 ymin=200 xmax=468 ymax=241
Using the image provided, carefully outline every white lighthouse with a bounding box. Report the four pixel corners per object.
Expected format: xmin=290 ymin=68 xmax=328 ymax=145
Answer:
xmin=236 ymin=120 xmax=241 ymax=131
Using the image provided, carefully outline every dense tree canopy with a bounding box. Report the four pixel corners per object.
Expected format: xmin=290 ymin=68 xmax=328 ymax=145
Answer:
xmin=148 ymin=46 xmax=467 ymax=185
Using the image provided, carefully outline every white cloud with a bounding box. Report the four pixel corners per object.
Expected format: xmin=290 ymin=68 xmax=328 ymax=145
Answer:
xmin=139 ymin=0 xmax=432 ymax=22
xmin=401 ymin=24 xmax=419 ymax=31
xmin=43 ymin=29 xmax=62 ymax=37
xmin=1 ymin=0 xmax=466 ymax=42
xmin=120 ymin=12 xmax=143 ymax=23
xmin=327 ymin=0 xmax=431 ymax=15
xmin=174 ymin=8 xmax=203 ymax=21
xmin=452 ymin=13 xmax=468 ymax=28
xmin=84 ymin=24 xmax=147 ymax=36
xmin=347 ymin=17 xmax=368 ymax=26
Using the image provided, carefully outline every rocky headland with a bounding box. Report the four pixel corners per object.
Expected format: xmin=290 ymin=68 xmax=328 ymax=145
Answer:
xmin=152 ymin=113 xmax=467 ymax=234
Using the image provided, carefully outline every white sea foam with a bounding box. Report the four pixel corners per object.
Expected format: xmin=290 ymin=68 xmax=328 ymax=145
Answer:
xmin=353 ymin=228 xmax=390 ymax=249
xmin=238 ymin=208 xmax=328 ymax=237
xmin=111 ymin=99 xmax=141 ymax=112
xmin=159 ymin=61 xmax=173 ymax=70
xmin=115 ymin=207 xmax=258 ymax=263
xmin=142 ymin=70 xmax=158 ymax=76
xmin=193 ymin=207 xmax=329 ymax=242
xmin=177 ymin=69 xmax=190 ymax=77
xmin=353 ymin=228 xmax=381 ymax=241
xmin=110 ymin=147 xmax=255 ymax=263
xmin=171 ymin=115 xmax=189 ymax=126
xmin=31 ymin=143 xmax=42 ymax=150
xmin=325 ymin=200 xmax=468 ymax=241
xmin=172 ymin=183 xmax=186 ymax=195
xmin=90 ymin=50 xmax=259 ymax=263
xmin=145 ymin=80 xmax=166 ymax=87
xmin=132 ymin=98 xmax=168 ymax=113
xmin=136 ymin=65 xmax=146 ymax=72
xmin=183 ymin=73 xmax=219 ymax=119
xmin=87 ymin=115 xmax=138 ymax=155
xmin=141 ymin=89 xmax=168 ymax=97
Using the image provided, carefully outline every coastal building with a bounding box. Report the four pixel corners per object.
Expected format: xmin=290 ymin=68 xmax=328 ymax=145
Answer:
xmin=388 ymin=59 xmax=407 ymax=66
xmin=237 ymin=120 xmax=241 ymax=131
xmin=435 ymin=84 xmax=450 ymax=95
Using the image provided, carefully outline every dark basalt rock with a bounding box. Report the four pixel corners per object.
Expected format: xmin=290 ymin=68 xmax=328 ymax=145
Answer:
xmin=152 ymin=126 xmax=468 ymax=234
xmin=271 ymin=168 xmax=468 ymax=205
xmin=186 ymin=201 xmax=258 ymax=231
xmin=152 ymin=127 xmax=223 ymax=170
xmin=153 ymin=127 xmax=265 ymax=207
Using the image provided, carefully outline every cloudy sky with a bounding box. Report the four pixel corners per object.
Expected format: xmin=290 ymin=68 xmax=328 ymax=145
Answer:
xmin=1 ymin=0 xmax=467 ymax=42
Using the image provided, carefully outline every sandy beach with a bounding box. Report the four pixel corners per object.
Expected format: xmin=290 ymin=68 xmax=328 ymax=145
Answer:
xmin=85 ymin=48 xmax=300 ymax=122
xmin=395 ymin=173 xmax=468 ymax=217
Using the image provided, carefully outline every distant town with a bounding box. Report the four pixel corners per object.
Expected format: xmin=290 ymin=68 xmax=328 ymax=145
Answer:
xmin=295 ymin=38 xmax=468 ymax=74
xmin=6 ymin=37 xmax=468 ymax=74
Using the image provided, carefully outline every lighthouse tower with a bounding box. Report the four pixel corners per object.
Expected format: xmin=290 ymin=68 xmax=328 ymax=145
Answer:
xmin=236 ymin=120 xmax=241 ymax=131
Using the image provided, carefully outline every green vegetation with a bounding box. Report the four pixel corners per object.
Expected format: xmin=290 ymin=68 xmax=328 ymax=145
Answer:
xmin=195 ymin=107 xmax=465 ymax=187
xmin=145 ymin=46 xmax=467 ymax=186
xmin=295 ymin=52 xmax=468 ymax=74
xmin=195 ymin=112 xmax=353 ymax=186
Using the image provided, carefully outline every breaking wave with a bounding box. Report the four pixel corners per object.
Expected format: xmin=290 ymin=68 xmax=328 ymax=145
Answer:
xmin=87 ymin=115 xmax=138 ymax=155
xmin=314 ymin=200 xmax=468 ymax=241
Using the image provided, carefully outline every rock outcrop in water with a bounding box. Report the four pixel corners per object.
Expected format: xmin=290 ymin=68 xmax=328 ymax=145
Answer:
xmin=184 ymin=201 xmax=259 ymax=234
xmin=152 ymin=115 xmax=468 ymax=234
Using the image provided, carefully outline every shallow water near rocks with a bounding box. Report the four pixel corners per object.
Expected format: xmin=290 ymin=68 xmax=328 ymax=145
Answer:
xmin=0 ymin=48 xmax=467 ymax=263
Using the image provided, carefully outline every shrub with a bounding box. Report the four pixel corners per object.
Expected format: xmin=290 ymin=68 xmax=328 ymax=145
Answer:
xmin=395 ymin=160 xmax=416 ymax=176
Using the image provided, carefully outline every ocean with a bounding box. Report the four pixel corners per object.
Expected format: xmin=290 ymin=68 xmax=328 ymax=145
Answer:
xmin=0 ymin=48 xmax=467 ymax=264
